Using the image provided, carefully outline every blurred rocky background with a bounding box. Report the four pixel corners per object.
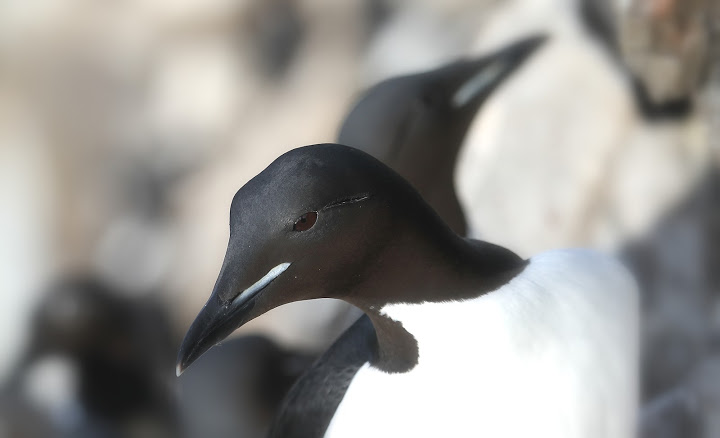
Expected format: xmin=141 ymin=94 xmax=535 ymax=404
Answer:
xmin=0 ymin=0 xmax=718 ymax=437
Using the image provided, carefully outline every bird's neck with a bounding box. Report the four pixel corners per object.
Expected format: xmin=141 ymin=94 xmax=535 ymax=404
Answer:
xmin=347 ymin=226 xmax=526 ymax=373
xmin=349 ymin=224 xmax=526 ymax=307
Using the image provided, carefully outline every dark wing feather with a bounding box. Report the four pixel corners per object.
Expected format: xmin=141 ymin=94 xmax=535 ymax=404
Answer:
xmin=268 ymin=315 xmax=377 ymax=438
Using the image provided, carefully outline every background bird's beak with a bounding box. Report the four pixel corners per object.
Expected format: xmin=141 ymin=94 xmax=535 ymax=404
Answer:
xmin=451 ymin=34 xmax=547 ymax=108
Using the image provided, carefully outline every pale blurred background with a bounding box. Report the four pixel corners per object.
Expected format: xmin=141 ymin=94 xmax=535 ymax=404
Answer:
xmin=0 ymin=0 xmax=719 ymax=437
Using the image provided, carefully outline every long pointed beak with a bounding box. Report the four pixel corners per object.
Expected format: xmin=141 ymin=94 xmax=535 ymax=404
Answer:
xmin=176 ymin=294 xmax=235 ymax=376
xmin=451 ymin=34 xmax=547 ymax=108
xmin=176 ymin=262 xmax=292 ymax=376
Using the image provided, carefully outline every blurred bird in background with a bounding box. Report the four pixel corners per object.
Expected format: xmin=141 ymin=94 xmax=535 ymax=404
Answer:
xmin=0 ymin=0 xmax=718 ymax=436
xmin=177 ymin=336 xmax=315 ymax=438
xmin=3 ymin=277 xmax=178 ymax=438
xmin=0 ymin=277 xmax=315 ymax=438
xmin=338 ymin=34 xmax=546 ymax=235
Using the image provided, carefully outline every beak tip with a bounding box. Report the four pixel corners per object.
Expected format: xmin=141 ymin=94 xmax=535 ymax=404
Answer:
xmin=176 ymin=362 xmax=184 ymax=377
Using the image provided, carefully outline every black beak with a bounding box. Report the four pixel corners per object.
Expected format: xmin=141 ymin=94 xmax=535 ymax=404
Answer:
xmin=495 ymin=33 xmax=547 ymax=73
xmin=176 ymin=292 xmax=239 ymax=376
xmin=176 ymin=262 xmax=292 ymax=376
xmin=501 ymin=33 xmax=547 ymax=62
xmin=451 ymin=33 xmax=547 ymax=108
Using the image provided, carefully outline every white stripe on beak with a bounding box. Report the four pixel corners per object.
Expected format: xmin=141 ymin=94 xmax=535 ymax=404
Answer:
xmin=451 ymin=61 xmax=506 ymax=108
xmin=231 ymin=262 xmax=291 ymax=307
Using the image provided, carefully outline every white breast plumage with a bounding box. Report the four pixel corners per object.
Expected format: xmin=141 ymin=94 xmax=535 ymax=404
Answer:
xmin=325 ymin=249 xmax=639 ymax=438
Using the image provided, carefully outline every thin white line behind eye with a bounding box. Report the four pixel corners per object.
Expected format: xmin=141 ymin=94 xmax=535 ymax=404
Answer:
xmin=232 ymin=262 xmax=291 ymax=307
xmin=324 ymin=193 xmax=371 ymax=210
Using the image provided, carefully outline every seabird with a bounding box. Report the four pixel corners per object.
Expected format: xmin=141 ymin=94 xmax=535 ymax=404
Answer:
xmin=338 ymin=34 xmax=545 ymax=235
xmin=12 ymin=276 xmax=178 ymax=437
xmin=177 ymin=144 xmax=639 ymax=438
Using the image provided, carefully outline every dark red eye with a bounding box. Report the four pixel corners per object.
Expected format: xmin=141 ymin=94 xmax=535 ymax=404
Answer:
xmin=293 ymin=211 xmax=318 ymax=231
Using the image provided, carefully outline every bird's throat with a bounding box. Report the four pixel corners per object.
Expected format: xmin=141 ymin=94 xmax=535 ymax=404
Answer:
xmin=366 ymin=311 xmax=419 ymax=374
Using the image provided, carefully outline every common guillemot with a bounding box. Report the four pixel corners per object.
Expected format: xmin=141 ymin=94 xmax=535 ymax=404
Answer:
xmin=338 ymin=35 xmax=545 ymax=235
xmin=177 ymin=144 xmax=639 ymax=438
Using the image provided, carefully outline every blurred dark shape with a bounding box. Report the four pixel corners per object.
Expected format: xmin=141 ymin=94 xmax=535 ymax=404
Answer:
xmin=579 ymin=0 xmax=620 ymax=52
xmin=6 ymin=277 xmax=178 ymax=438
xmin=97 ymin=148 xmax=200 ymax=294
xmin=622 ymin=170 xmax=719 ymax=400
xmin=617 ymin=0 xmax=712 ymax=118
xmin=178 ymin=336 xmax=316 ymax=438
xmin=0 ymin=387 xmax=53 ymax=438
xmin=362 ymin=0 xmax=394 ymax=44
xmin=338 ymin=34 xmax=545 ymax=235
xmin=629 ymin=77 xmax=694 ymax=120
xmin=623 ymin=164 xmax=720 ymax=436
xmin=3 ymin=259 xmax=316 ymax=438
xmin=641 ymin=385 xmax=701 ymax=438
xmin=690 ymin=355 xmax=720 ymax=437
xmin=117 ymin=155 xmax=190 ymax=221
xmin=241 ymin=0 xmax=305 ymax=80
xmin=640 ymin=354 xmax=720 ymax=438
xmin=579 ymin=0 xmax=699 ymax=119
xmin=105 ymin=137 xmax=206 ymax=223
